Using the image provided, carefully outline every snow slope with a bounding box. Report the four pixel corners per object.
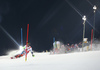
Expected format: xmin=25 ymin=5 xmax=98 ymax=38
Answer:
xmin=0 ymin=51 xmax=100 ymax=70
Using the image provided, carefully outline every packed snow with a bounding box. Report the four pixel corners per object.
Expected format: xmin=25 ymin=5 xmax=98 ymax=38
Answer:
xmin=0 ymin=50 xmax=100 ymax=70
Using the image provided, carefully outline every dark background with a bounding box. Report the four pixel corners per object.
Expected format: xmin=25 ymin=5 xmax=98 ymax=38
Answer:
xmin=0 ymin=0 xmax=100 ymax=55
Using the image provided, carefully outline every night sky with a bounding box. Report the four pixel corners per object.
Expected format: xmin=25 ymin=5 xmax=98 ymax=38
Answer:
xmin=0 ymin=0 xmax=100 ymax=55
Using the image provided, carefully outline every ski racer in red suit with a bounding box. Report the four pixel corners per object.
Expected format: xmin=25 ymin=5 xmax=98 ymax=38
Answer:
xmin=11 ymin=43 xmax=34 ymax=59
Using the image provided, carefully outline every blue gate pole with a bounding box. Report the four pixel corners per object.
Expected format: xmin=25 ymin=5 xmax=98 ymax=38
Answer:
xmin=53 ymin=37 xmax=55 ymax=54
xmin=21 ymin=28 xmax=23 ymax=46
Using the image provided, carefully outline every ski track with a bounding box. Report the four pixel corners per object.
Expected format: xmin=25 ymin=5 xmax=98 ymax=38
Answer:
xmin=0 ymin=51 xmax=100 ymax=70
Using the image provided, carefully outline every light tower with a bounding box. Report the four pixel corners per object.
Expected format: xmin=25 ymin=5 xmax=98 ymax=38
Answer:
xmin=82 ymin=15 xmax=86 ymax=51
xmin=93 ymin=5 xmax=97 ymax=42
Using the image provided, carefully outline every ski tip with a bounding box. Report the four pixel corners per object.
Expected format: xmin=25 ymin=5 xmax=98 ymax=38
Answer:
xmin=11 ymin=57 xmax=13 ymax=59
xmin=11 ymin=57 xmax=17 ymax=59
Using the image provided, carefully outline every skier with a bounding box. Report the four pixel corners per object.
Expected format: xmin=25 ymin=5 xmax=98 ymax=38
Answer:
xmin=11 ymin=43 xmax=34 ymax=59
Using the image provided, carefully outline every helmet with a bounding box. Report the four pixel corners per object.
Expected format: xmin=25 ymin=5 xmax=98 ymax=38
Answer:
xmin=27 ymin=43 xmax=30 ymax=45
